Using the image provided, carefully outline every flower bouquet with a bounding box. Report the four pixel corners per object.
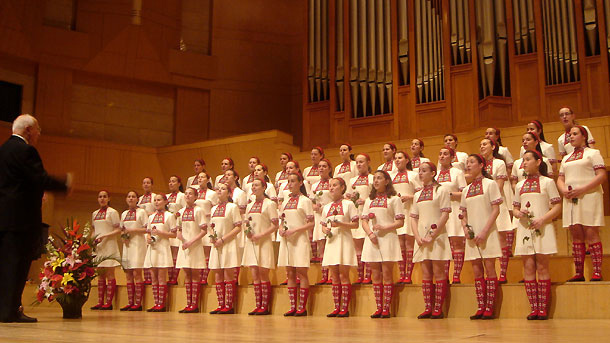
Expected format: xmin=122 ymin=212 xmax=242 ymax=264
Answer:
xmin=521 ymin=202 xmax=541 ymax=252
xmin=350 ymin=190 xmax=361 ymax=208
xmin=37 ymin=219 xmax=109 ymax=319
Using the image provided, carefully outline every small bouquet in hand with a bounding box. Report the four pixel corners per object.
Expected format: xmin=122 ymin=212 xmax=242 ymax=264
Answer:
xmin=147 ymin=226 xmax=157 ymax=245
xmin=368 ymin=213 xmax=376 ymax=228
xmin=568 ymin=185 xmax=578 ymax=204
xmin=120 ymin=226 xmax=130 ymax=246
xmin=325 ymin=210 xmax=339 ymax=239
xmin=281 ymin=213 xmax=289 ymax=232
xmin=522 ymin=201 xmax=541 ymax=247
xmin=208 ymin=223 xmax=218 ymax=243
xmin=245 ymin=216 xmax=255 ymax=236
xmin=312 ymin=191 xmax=324 ymax=204
xmin=459 ymin=213 xmax=482 ymax=258
xmin=350 ymin=191 xmax=361 ymax=208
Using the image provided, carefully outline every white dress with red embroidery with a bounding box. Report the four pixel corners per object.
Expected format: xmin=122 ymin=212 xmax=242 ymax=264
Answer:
xmin=436 ymin=167 xmax=467 ymax=237
xmin=410 ymin=184 xmax=452 ymax=262
xmin=242 ymin=198 xmax=279 ymax=269
xmin=176 ymin=206 xmax=207 ymax=269
xmin=167 ymin=191 xmax=186 ymax=247
xmin=459 ymin=177 xmax=503 ymax=261
xmin=310 ymin=179 xmax=333 ymax=241
xmin=120 ymin=208 xmax=148 ymax=269
xmin=558 ymin=125 xmax=595 ymax=157
xmin=144 ymin=210 xmax=177 ymax=268
xmin=511 ymin=157 xmax=554 ymax=183
xmin=377 ymin=160 xmax=397 ymax=174
xmin=195 ymin=188 xmax=218 ymax=246
xmin=242 ymin=173 xmax=256 ymax=195
xmin=361 ymin=194 xmax=405 ymax=263
xmin=137 ymin=192 xmax=156 ymax=216
xmin=334 ymin=160 xmax=358 ymax=187
xmin=410 ymin=156 xmax=431 ymax=173
xmin=519 ymin=141 xmax=557 ymax=164
xmin=208 ymin=202 xmax=243 ymax=269
xmin=348 ymin=174 xmax=374 ymax=239
xmin=513 ymin=175 xmax=560 ymax=255
xmin=559 ymin=147 xmax=606 ymax=227
xmin=485 ymin=158 xmax=513 ymax=232
xmin=392 ymin=170 xmax=420 ymax=236
xmin=230 ymin=186 xmax=248 ymax=249
xmin=186 ymin=175 xmax=200 ymax=189
xmin=214 ymin=174 xmax=227 ymax=188
xmin=321 ymin=199 xmax=359 ymax=266
xmin=303 ymin=165 xmax=322 ymax=195
xmin=277 ymin=195 xmax=314 ymax=268
xmin=453 ymin=151 xmax=469 ymax=171
xmin=92 ymin=207 xmax=121 ymax=267
xmin=498 ymin=146 xmax=515 ymax=170
xmin=275 ymin=169 xmax=289 ymax=190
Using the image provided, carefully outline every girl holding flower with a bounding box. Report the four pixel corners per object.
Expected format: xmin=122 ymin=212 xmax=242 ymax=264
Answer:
xmin=195 ymin=171 xmax=218 ymax=285
xmin=137 ymin=177 xmax=156 ymax=285
xmin=310 ymin=158 xmax=334 ymax=284
xmin=334 ymin=144 xmax=357 ymax=186
xmin=166 ymin=175 xmax=186 ymax=285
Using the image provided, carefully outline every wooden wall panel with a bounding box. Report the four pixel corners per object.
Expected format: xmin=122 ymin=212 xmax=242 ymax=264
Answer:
xmin=478 ymin=96 xmax=513 ymax=127
xmin=545 ymin=84 xmax=583 ymax=119
xmin=396 ymin=87 xmax=415 ymax=139
xmin=174 ymin=88 xmax=210 ymax=145
xmin=349 ymin=115 xmax=394 ymax=145
xmin=585 ymin=57 xmax=607 ymax=116
xmin=416 ymin=103 xmax=450 ymax=137
xmin=513 ymin=54 xmax=541 ymax=122
xmin=450 ymin=65 xmax=477 ymax=132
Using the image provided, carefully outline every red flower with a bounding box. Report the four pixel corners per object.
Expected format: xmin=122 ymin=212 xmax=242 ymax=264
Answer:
xmin=458 ymin=214 xmax=464 ymax=220
xmin=211 ymin=223 xmax=215 ymax=228
xmin=77 ymin=244 xmax=90 ymax=254
xmin=64 ymin=284 xmax=76 ymax=294
xmin=352 ymin=185 xmax=356 ymax=190
xmin=36 ymin=290 xmax=45 ymax=302
xmin=431 ymin=224 xmax=437 ymax=230
xmin=78 ymin=273 xmax=87 ymax=281
xmin=48 ymin=294 xmax=54 ymax=302
xmin=85 ymin=267 xmax=95 ymax=277
xmin=368 ymin=213 xmax=376 ymax=219
xmin=51 ymin=274 xmax=63 ymax=282
xmin=526 ymin=201 xmax=531 ymax=208
xmin=568 ymin=185 xmax=573 ymax=191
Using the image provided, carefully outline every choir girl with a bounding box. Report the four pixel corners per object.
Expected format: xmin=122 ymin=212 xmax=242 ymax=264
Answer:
xmin=195 ymin=171 xmax=218 ymax=285
xmin=119 ymin=191 xmax=148 ymax=311
xmin=251 ymin=163 xmax=278 ymax=202
xmin=278 ymin=173 xmax=315 ymax=316
xmin=485 ymin=127 xmax=515 ymax=172
xmin=144 ymin=194 xmax=177 ymax=312
xmin=214 ymin=158 xmax=235 ymax=187
xmin=511 ymin=132 xmax=554 ymax=187
xmin=176 ymin=187 xmax=207 ymax=313
xmin=310 ymin=158 xmax=333 ymax=282
xmin=480 ymin=138 xmax=513 ymax=283
xmin=410 ymin=139 xmax=430 ymax=172
xmin=334 ymin=144 xmax=357 ymax=186
xmin=520 ymin=120 xmax=557 ymax=174
xmin=437 ymin=148 xmax=467 ymax=284
xmin=137 ymin=177 xmax=156 ymax=284
xmin=208 ymin=183 xmax=243 ymax=314
xmin=303 ymin=147 xmax=324 ymax=195
xmin=361 ymin=170 xmax=405 ymax=318
xmin=91 ymin=190 xmax=122 ymax=310
xmin=167 ymin=175 xmax=186 ymax=285
xmin=223 ymin=169 xmax=248 ymax=281
xmin=557 ymin=126 xmax=606 ymax=281
xmin=443 ymin=134 xmax=469 ymax=171
xmin=377 ymin=142 xmax=397 ymax=173
xmin=243 ymin=178 xmax=279 ymax=315
xmin=242 ymin=156 xmax=261 ymax=195
xmin=186 ymin=159 xmax=206 ymax=188
xmin=557 ymin=107 xmax=595 ymax=157
xmin=274 ymin=152 xmax=293 ymax=190
xmin=277 ymin=160 xmax=301 ymax=204
xmin=411 ymin=162 xmax=452 ymax=319
xmin=513 ymin=150 xmax=561 ymax=320
xmin=321 ymin=178 xmax=358 ymax=317
xmin=346 ymin=154 xmax=374 ymax=284
xmin=460 ymin=154 xmax=503 ymax=320
xmin=392 ymin=151 xmax=420 ymax=284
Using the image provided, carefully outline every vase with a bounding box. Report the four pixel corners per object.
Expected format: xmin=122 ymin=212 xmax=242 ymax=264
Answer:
xmin=57 ymin=294 xmax=88 ymax=319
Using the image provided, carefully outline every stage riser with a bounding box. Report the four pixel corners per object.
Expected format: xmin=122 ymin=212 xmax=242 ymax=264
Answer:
xmin=26 ymin=282 xmax=610 ymax=319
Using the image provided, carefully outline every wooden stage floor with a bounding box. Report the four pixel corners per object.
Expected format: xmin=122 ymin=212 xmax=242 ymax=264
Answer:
xmin=1 ymin=307 xmax=609 ymax=343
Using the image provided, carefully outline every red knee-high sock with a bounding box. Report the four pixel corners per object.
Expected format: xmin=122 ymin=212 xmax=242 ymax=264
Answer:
xmin=287 ymin=287 xmax=297 ymax=312
xmin=590 ymin=242 xmax=603 ymax=279
xmin=125 ymin=282 xmax=134 ymax=307
xmin=452 ymin=251 xmax=465 ymax=282
xmin=405 ymin=251 xmax=414 ymax=282
xmin=506 ymin=231 xmax=515 ymax=250
xmin=144 ymin=269 xmax=152 ymax=283
xmin=484 ymin=277 xmax=498 ymax=317
xmin=433 ymin=280 xmax=448 ymax=316
xmin=185 ymin=282 xmax=192 ymax=308
xmin=96 ymin=279 xmax=106 ymax=307
xmin=297 ymin=288 xmax=309 ymax=313
xmin=191 ymin=282 xmax=200 ymax=309
xmin=398 ymin=250 xmax=407 ymax=281
xmin=382 ymin=284 xmax=394 ymax=315
xmin=134 ymin=282 xmax=144 ymax=307
xmin=356 ymin=254 xmax=364 ymax=282
xmin=253 ymin=283 xmax=262 ymax=311
xmin=444 ymin=261 xmax=450 ymax=280
xmin=473 ymin=278 xmax=486 ymax=316
xmin=364 ymin=263 xmax=372 ymax=282
xmin=331 ymin=284 xmax=341 ymax=313
xmin=311 ymin=241 xmax=318 ymax=258
xmin=319 ymin=267 xmax=329 ymax=283
xmin=170 ymin=256 xmax=178 ymax=283
xmin=202 ymin=258 xmax=210 ymax=284
xmin=225 ymin=280 xmax=236 ymax=310
xmin=499 ymin=247 xmax=510 ymax=281
xmin=215 ymin=282 xmax=225 ymax=310
xmin=340 ymin=284 xmax=351 ymax=314
xmin=524 ymin=280 xmax=538 ymax=317
xmin=421 ymin=279 xmax=434 ymax=314
xmin=152 ymin=284 xmax=159 ymax=306
xmin=537 ymin=279 xmax=551 ymax=318
xmin=158 ymin=284 xmax=167 ymax=309
xmin=572 ymin=242 xmax=586 ymax=278
xmin=261 ymin=281 xmax=271 ymax=312
xmin=103 ymin=279 xmax=116 ymax=308
xmin=373 ymin=283 xmax=383 ymax=314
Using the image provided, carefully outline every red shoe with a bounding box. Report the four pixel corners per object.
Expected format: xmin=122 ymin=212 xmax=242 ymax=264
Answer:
xmin=184 ymin=306 xmax=200 ymax=313
xmin=200 ymin=280 xmax=208 ymax=286
xmin=430 ymin=310 xmax=444 ymax=319
xmin=167 ymin=280 xmax=178 ymax=286
xmin=417 ymin=309 xmax=432 ymax=319
xmin=315 ymin=278 xmax=328 ymax=285
xmin=470 ymin=309 xmax=484 ymax=320
xmin=481 ymin=310 xmax=494 ymax=319
xmin=452 ymin=276 xmax=461 ymax=284
xmin=395 ymin=278 xmax=404 ymax=285
xmin=402 ymin=277 xmax=412 ymax=285
xmin=90 ymin=303 xmax=103 ymax=310
xmin=325 ymin=279 xmax=332 ymax=285
xmin=327 ymin=309 xmax=340 ymax=317
xmin=100 ymin=304 xmax=113 ymax=310
xmin=179 ymin=306 xmax=190 ymax=313
xmin=498 ymin=276 xmax=507 ymax=284
xmin=283 ymin=309 xmax=296 ymax=316
xmin=567 ymin=274 xmax=585 ymax=282
xmin=337 ymin=310 xmax=349 ymax=317
xmin=219 ymin=307 xmax=234 ymax=314
xmin=370 ymin=309 xmax=382 ymax=318
xmin=209 ymin=306 xmax=223 ymax=314
xmin=248 ymin=307 xmax=261 ymax=315
xmin=353 ymin=278 xmax=362 ymax=285
xmin=362 ymin=278 xmax=372 ymax=284
xmin=255 ymin=308 xmax=270 ymax=315
xmin=537 ymin=309 xmax=548 ymax=320
xmin=527 ymin=310 xmax=538 ymax=320
xmin=120 ymin=304 xmax=133 ymax=311
xmin=590 ymin=272 xmax=603 ymax=281
xmin=294 ymin=309 xmax=308 ymax=316
xmin=143 ymin=280 xmax=152 ymax=285
xmin=381 ymin=310 xmax=390 ymax=318
xmin=128 ymin=305 xmax=142 ymax=311
xmin=280 ymin=279 xmax=288 ymax=285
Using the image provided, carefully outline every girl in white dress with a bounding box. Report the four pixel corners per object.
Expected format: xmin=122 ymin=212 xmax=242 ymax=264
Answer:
xmin=361 ymin=171 xmax=405 ymax=318
xmin=322 ymin=178 xmax=359 ymax=317
xmin=119 ymin=191 xmax=148 ymax=311
xmin=334 ymin=143 xmax=357 ymax=186
xmin=223 ymin=169 xmax=247 ymax=281
xmin=176 ymin=187 xmax=207 ymax=313
xmin=274 ymin=152 xmax=293 ymax=191
xmin=90 ymin=190 xmax=121 ymax=310
xmin=411 ymin=163 xmax=452 ymax=319
xmin=243 ymin=178 xmax=279 ymax=315
xmin=392 ymin=151 xmax=420 ymax=284
xmin=557 ymin=106 xmax=596 ymax=158
xmin=186 ymin=159 xmax=206 ymax=189
xmin=138 ymin=177 xmax=156 ymax=284
xmin=346 ymin=154 xmax=374 ymax=284
xmin=214 ymin=157 xmax=234 ymax=187
xmin=303 ymin=147 xmax=324 ymax=194
xmin=377 ymin=142 xmax=397 ymax=173
xmin=242 ymin=156 xmax=261 ymax=195
xmin=277 ymin=160 xmax=301 ymax=205
xmin=520 ymin=120 xmax=558 ymax=175
xmin=167 ymin=175 xmax=186 ymax=285
xmin=460 ymin=154 xmax=503 ymax=320
xmin=557 ymin=126 xmax=606 ymax=282
xmin=480 ymin=138 xmax=513 ymax=283
xmin=250 ymin=163 xmax=278 ymax=203
xmin=195 ymin=171 xmax=218 ymax=285
xmin=512 ymin=133 xmax=554 ymax=188
xmin=443 ymin=134 xmax=469 ymax=172
xmin=278 ymin=173 xmax=315 ymax=316
xmin=485 ymin=127 xmax=515 ymax=172
xmin=310 ymin=158 xmax=333 ymax=284
xmin=437 ymin=148 xmax=467 ymax=284
xmin=410 ymin=139 xmax=431 ymax=172
xmin=144 ymin=194 xmax=177 ymax=312
xmin=513 ymin=151 xmax=562 ymax=320
xmin=208 ymin=183 xmax=243 ymax=314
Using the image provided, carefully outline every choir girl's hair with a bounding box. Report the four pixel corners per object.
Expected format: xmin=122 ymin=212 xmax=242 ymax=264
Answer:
xmin=573 ymin=125 xmax=590 ymax=147
xmin=483 ymin=138 xmax=506 ymax=163
xmin=313 ymin=146 xmax=325 ymax=157
xmin=143 ymin=176 xmax=154 ymax=185
xmin=560 ymin=105 xmax=574 ymax=114
xmin=523 ymin=132 xmax=544 ymax=156
xmin=444 ymin=133 xmax=458 ymax=143
xmin=281 ymin=152 xmax=293 ymax=162
xmin=489 ymin=127 xmax=504 ymax=146
xmin=225 ymin=169 xmax=241 ymax=188
xmin=288 ymin=172 xmax=308 ymax=196
xmin=127 ymin=190 xmax=139 ymax=199
xmin=440 ymin=147 xmax=456 ymax=158
xmin=185 ymin=187 xmax=199 ymax=197
xmin=250 ymin=156 xmax=261 ymax=164
xmin=223 ymin=158 xmax=235 ymax=168
xmin=369 ymin=170 xmax=398 ymax=199
xmin=319 ymin=158 xmax=333 ymax=177
xmin=356 ymin=153 xmax=372 ymax=173
xmin=341 ymin=143 xmax=355 ymax=161
xmin=528 ymin=120 xmax=547 ymax=142
xmin=257 ymin=163 xmax=271 ymax=183
xmin=384 ymin=142 xmax=397 ymax=152
xmin=420 ymin=162 xmax=441 ymax=189
xmin=194 ymin=159 xmax=206 ymax=168
xmin=331 ymin=177 xmax=348 ymax=195
xmin=286 ymin=160 xmax=301 ymax=173
xmin=468 ymin=154 xmax=493 ymax=179
xmin=395 ymin=150 xmax=413 ymax=171
xmin=170 ymin=175 xmax=184 ymax=193
xmin=252 ymin=177 xmax=271 ymax=199
xmin=197 ymin=171 xmax=214 ymax=190
xmin=523 ymin=150 xmax=549 ymax=177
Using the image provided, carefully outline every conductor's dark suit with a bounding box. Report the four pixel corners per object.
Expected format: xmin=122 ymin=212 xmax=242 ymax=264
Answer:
xmin=0 ymin=135 xmax=67 ymax=322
